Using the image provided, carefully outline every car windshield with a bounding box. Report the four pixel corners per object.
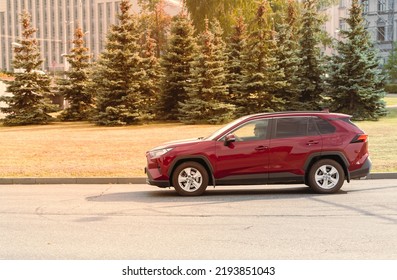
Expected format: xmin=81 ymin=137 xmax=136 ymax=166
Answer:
xmin=204 ymin=116 xmax=247 ymax=140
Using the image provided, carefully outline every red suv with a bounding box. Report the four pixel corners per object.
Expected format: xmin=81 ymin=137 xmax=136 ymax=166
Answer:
xmin=145 ymin=112 xmax=371 ymax=196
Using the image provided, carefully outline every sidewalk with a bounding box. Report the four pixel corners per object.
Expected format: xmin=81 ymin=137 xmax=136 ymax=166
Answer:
xmin=0 ymin=173 xmax=396 ymax=185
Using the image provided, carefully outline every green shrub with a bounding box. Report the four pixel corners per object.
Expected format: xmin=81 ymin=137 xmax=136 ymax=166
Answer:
xmin=385 ymin=84 xmax=397 ymax=93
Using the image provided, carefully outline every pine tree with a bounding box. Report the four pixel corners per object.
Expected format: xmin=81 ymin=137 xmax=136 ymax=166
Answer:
xmin=384 ymin=41 xmax=397 ymax=83
xmin=225 ymin=15 xmax=247 ymax=108
xmin=159 ymin=10 xmax=197 ymax=120
xmin=139 ymin=31 xmax=162 ymax=121
xmin=238 ymin=0 xmax=285 ymax=116
xmin=0 ymin=11 xmax=55 ymax=126
xmin=93 ymin=0 xmax=143 ymax=126
xmin=273 ymin=0 xmax=301 ymax=110
xmin=326 ymin=0 xmax=387 ymax=120
xmin=297 ymin=0 xmax=325 ymax=110
xmin=209 ymin=19 xmax=230 ymax=105
xmin=179 ymin=19 xmax=235 ymax=124
xmin=58 ymin=26 xmax=93 ymax=121
xmin=137 ymin=0 xmax=171 ymax=58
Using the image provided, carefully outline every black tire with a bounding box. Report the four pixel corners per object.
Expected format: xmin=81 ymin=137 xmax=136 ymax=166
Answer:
xmin=308 ymin=159 xmax=345 ymax=194
xmin=172 ymin=161 xmax=209 ymax=196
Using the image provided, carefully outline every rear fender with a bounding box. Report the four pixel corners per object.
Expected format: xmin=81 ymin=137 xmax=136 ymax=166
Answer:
xmin=304 ymin=152 xmax=350 ymax=183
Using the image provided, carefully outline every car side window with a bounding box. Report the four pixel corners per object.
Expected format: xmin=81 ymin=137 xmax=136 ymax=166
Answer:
xmin=308 ymin=118 xmax=320 ymax=135
xmin=231 ymin=119 xmax=270 ymax=141
xmin=313 ymin=117 xmax=336 ymax=134
xmin=274 ymin=117 xmax=318 ymax=138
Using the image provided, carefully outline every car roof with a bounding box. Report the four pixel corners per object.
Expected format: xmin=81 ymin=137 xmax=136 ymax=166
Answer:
xmin=244 ymin=111 xmax=351 ymax=120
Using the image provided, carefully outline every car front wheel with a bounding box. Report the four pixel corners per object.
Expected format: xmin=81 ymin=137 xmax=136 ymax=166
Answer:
xmin=308 ymin=159 xmax=345 ymax=194
xmin=172 ymin=161 xmax=209 ymax=196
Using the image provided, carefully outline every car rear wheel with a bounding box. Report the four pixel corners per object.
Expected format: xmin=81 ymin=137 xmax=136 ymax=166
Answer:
xmin=308 ymin=159 xmax=345 ymax=194
xmin=172 ymin=161 xmax=209 ymax=196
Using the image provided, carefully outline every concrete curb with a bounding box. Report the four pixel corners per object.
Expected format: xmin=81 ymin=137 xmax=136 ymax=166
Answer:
xmin=0 ymin=177 xmax=146 ymax=185
xmin=0 ymin=173 xmax=396 ymax=185
xmin=366 ymin=173 xmax=397 ymax=180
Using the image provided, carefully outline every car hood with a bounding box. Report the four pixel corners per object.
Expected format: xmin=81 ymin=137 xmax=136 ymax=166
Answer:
xmin=151 ymin=138 xmax=205 ymax=150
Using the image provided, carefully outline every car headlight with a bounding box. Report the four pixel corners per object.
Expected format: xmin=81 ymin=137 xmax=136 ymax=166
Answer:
xmin=148 ymin=148 xmax=173 ymax=158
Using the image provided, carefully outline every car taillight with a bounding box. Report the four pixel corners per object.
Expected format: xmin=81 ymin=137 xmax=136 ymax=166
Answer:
xmin=351 ymin=134 xmax=368 ymax=143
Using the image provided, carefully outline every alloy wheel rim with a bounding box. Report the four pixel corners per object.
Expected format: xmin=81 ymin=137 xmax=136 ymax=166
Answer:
xmin=178 ymin=167 xmax=203 ymax=192
xmin=314 ymin=165 xmax=339 ymax=189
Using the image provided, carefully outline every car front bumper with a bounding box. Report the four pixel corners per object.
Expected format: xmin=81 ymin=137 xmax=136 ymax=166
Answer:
xmin=144 ymin=167 xmax=170 ymax=188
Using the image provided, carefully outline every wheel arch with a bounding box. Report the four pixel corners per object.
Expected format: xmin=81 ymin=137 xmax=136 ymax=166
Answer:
xmin=168 ymin=156 xmax=215 ymax=186
xmin=304 ymin=152 xmax=350 ymax=184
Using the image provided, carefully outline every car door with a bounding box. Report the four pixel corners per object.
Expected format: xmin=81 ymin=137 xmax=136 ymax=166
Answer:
xmin=214 ymin=119 xmax=271 ymax=185
xmin=268 ymin=117 xmax=323 ymax=183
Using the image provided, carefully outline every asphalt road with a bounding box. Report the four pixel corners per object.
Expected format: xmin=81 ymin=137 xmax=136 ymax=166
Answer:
xmin=0 ymin=179 xmax=396 ymax=260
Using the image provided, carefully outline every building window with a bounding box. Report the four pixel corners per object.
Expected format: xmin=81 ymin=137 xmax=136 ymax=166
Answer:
xmin=377 ymin=26 xmax=385 ymax=42
xmin=28 ymin=0 xmax=33 ymax=13
xmin=115 ymin=1 xmax=121 ymax=25
xmin=378 ymin=0 xmax=386 ymax=12
xmin=106 ymin=2 xmax=112 ymax=25
xmin=0 ymin=12 xmax=4 ymax=35
xmin=339 ymin=19 xmax=346 ymax=31
xmin=339 ymin=0 xmax=345 ymax=8
xmin=36 ymin=1 xmax=40 ymax=37
xmin=98 ymin=3 xmax=104 ymax=50
xmin=0 ymin=12 xmax=5 ymax=68
xmin=43 ymin=0 xmax=48 ymax=39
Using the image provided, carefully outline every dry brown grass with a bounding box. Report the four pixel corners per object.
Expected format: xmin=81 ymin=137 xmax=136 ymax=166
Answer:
xmin=0 ymin=122 xmax=221 ymax=177
xmin=1 ymin=109 xmax=396 ymax=178
xmin=384 ymin=94 xmax=397 ymax=106
xmin=357 ymin=107 xmax=397 ymax=172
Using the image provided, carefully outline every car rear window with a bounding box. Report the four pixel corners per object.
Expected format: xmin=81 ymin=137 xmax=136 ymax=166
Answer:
xmin=339 ymin=117 xmax=359 ymax=128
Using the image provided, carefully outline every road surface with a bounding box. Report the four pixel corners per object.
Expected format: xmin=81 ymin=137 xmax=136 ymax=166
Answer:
xmin=0 ymin=179 xmax=396 ymax=259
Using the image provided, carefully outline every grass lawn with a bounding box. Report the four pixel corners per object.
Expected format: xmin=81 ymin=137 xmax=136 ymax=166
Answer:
xmin=1 ymin=107 xmax=396 ymax=178
xmin=0 ymin=122 xmax=222 ymax=177
xmin=357 ymin=107 xmax=397 ymax=172
xmin=384 ymin=93 xmax=397 ymax=106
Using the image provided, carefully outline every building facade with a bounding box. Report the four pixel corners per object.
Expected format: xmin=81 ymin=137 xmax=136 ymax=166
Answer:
xmin=324 ymin=0 xmax=396 ymax=64
xmin=0 ymin=0 xmax=181 ymax=72
xmin=362 ymin=0 xmax=396 ymax=64
xmin=322 ymin=0 xmax=350 ymax=55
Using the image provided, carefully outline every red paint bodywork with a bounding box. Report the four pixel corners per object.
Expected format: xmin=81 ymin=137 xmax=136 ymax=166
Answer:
xmin=145 ymin=112 xmax=371 ymax=188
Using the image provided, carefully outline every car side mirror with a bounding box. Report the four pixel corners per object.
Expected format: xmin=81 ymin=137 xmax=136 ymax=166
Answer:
xmin=224 ymin=134 xmax=236 ymax=146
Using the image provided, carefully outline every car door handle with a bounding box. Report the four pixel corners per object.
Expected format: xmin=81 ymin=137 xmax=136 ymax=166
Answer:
xmin=306 ymin=140 xmax=320 ymax=146
xmin=255 ymin=145 xmax=268 ymax=151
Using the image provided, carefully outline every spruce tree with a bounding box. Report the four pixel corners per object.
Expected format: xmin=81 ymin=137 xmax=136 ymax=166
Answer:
xmin=209 ymin=19 xmax=231 ymax=106
xmin=225 ymin=15 xmax=247 ymax=109
xmin=93 ymin=0 xmax=143 ymax=125
xmin=179 ymin=19 xmax=235 ymax=124
xmin=384 ymin=41 xmax=397 ymax=83
xmin=297 ymin=0 xmax=325 ymax=110
xmin=58 ymin=26 xmax=93 ymax=121
xmin=326 ymin=0 xmax=387 ymax=120
xmin=239 ymin=0 xmax=285 ymax=116
xmin=0 ymin=11 xmax=55 ymax=126
xmin=159 ymin=10 xmax=197 ymax=120
xmin=137 ymin=0 xmax=171 ymax=58
xmin=139 ymin=31 xmax=162 ymax=121
xmin=273 ymin=0 xmax=301 ymax=110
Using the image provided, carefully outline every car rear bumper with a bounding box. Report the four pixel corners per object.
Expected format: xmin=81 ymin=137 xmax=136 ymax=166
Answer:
xmin=350 ymin=157 xmax=372 ymax=179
